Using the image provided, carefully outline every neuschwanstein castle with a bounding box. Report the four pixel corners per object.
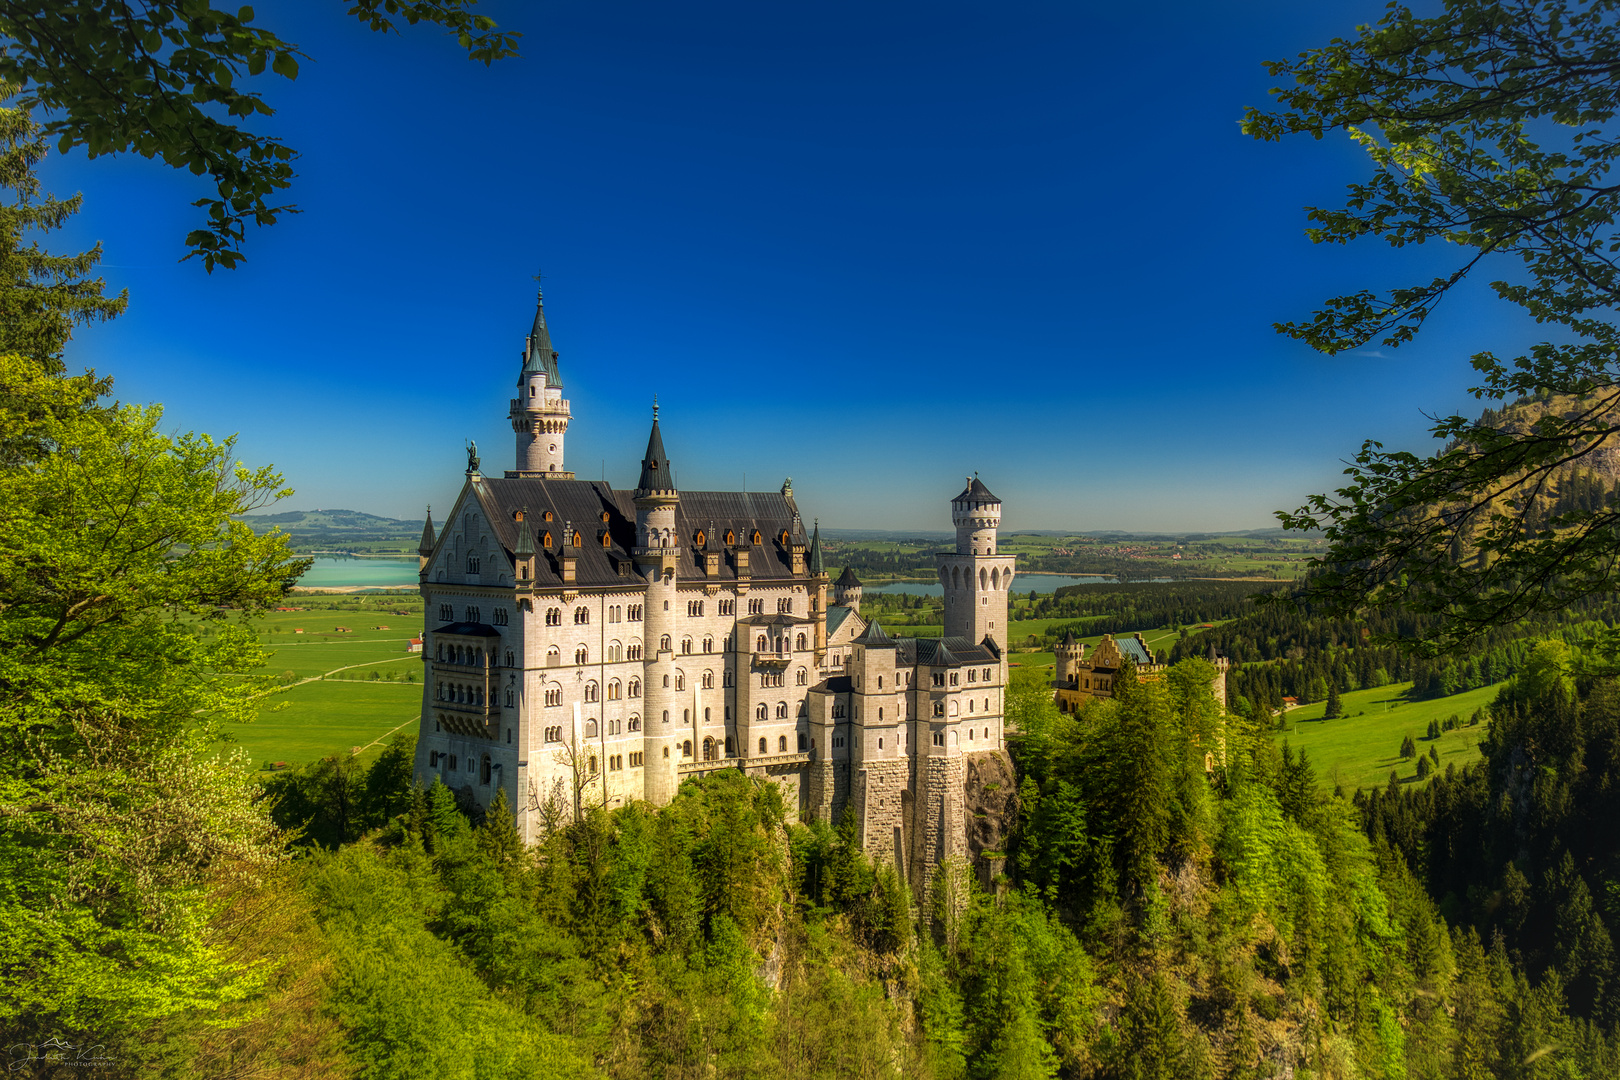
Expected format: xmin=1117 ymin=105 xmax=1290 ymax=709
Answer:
xmin=413 ymin=291 xmax=1015 ymax=892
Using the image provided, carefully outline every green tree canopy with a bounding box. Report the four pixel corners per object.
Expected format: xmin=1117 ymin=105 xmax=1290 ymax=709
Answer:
xmin=1246 ymin=0 xmax=1620 ymax=651
xmin=0 ymin=2 xmax=519 ymax=270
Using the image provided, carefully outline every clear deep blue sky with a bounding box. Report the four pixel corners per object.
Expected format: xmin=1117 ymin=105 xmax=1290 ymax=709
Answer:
xmin=44 ymin=0 xmax=1539 ymax=532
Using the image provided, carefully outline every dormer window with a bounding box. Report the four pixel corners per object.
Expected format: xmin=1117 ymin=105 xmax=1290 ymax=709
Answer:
xmin=694 ymin=530 xmax=706 ymax=547
xmin=751 ymin=530 xmax=762 ymax=545
xmin=542 ymin=531 xmax=552 ymax=548
xmin=543 ymin=510 xmax=553 ymax=521
xmin=725 ymin=530 xmax=735 ymax=545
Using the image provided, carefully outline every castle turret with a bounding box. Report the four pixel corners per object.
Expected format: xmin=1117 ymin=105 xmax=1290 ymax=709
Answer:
xmin=418 ymin=506 xmax=436 ymax=573
xmin=810 ymin=521 xmax=829 ymax=660
xmin=508 ymin=290 xmax=574 ymax=478
xmin=834 ymin=566 xmax=863 ymax=613
xmin=633 ymin=406 xmax=682 ymax=804
xmin=1054 ymin=627 xmax=1084 ymax=687
xmin=937 ymin=475 xmax=1015 ymax=656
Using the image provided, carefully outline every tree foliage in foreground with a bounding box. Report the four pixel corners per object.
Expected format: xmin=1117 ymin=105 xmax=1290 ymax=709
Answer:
xmin=1246 ymin=0 xmax=1620 ymax=651
xmin=0 ymin=1 xmax=519 ymax=270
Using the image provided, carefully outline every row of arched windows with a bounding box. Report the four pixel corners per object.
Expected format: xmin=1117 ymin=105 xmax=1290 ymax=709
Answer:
xmin=941 ymin=564 xmax=1014 ymax=591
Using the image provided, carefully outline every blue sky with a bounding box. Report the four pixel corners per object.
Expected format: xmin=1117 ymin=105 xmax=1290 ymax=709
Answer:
xmin=44 ymin=0 xmax=1542 ymax=532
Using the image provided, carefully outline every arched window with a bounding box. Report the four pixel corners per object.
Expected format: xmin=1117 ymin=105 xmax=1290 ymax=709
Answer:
xmin=575 ymin=646 xmax=588 ymax=665
xmin=480 ymin=754 xmax=491 ymax=784
xmin=663 ymin=746 xmax=670 ymax=758
xmin=589 ymin=753 xmax=598 ymax=774
xmin=776 ymin=701 xmax=788 ymax=719
xmin=585 ymin=681 xmax=599 ymax=702
xmin=756 ymin=704 xmax=767 ymax=721
xmin=703 ymin=738 xmax=716 ymax=761
xmin=682 ymin=740 xmax=692 ymax=758
xmin=546 ymin=606 xmax=561 ymax=626
xmin=546 ymin=645 xmax=561 ymax=667
xmin=663 ymin=710 xmax=670 ymax=724
xmin=608 ymin=718 xmax=620 ymax=734
xmin=628 ymin=678 xmax=641 ymax=698
xmin=702 ymin=637 xmax=713 ymax=653
xmin=704 ymin=707 xmax=711 ymax=723
xmin=628 ymin=715 xmax=642 ymax=732
xmin=675 ymin=672 xmax=685 ymax=691
xmin=505 ymin=650 xmax=514 ymax=667
xmin=681 ymin=637 xmax=692 ymax=654
xmin=660 ymin=635 xmax=672 ymax=652
xmin=701 ymin=670 xmax=714 ymax=689
xmin=585 ymin=719 xmax=598 ymax=737
xmin=796 ymin=668 xmax=807 ymax=685
xmin=796 ymin=633 xmax=807 ymax=651
xmin=756 ymin=635 xmax=768 ymax=651
xmin=607 ymin=641 xmax=622 ymax=662
xmin=949 ymin=700 xmax=959 ymax=716
xmin=608 ymin=679 xmax=621 ymax=700
xmin=724 ymin=736 xmax=734 ymax=756
xmin=779 ymin=735 xmax=788 ymax=752
xmin=759 ymin=737 xmax=768 ymax=753
xmin=798 ymin=733 xmax=807 ymax=750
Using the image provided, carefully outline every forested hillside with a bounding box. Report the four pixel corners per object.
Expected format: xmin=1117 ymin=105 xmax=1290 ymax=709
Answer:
xmin=205 ymin=652 xmax=1620 ymax=1079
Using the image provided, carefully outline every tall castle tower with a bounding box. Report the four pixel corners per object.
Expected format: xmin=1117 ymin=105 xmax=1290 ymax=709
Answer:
xmin=937 ymin=476 xmax=1015 ymax=654
xmin=633 ymin=408 xmax=682 ymax=804
xmin=508 ymin=290 xmax=574 ymax=478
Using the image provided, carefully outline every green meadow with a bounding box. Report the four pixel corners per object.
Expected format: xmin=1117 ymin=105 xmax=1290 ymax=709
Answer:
xmin=1271 ymin=680 xmax=1499 ymax=794
xmin=219 ymin=597 xmax=427 ymax=768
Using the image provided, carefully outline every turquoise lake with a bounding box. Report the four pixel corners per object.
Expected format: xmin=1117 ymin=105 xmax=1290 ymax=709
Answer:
xmin=297 ymin=557 xmax=420 ymax=588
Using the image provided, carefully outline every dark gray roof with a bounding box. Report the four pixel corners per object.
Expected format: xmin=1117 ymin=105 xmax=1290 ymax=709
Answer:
xmin=952 ymin=475 xmax=999 ymax=504
xmin=738 ymin=613 xmax=813 ymax=628
xmin=1061 ymin=628 xmax=1077 ymax=647
xmin=808 ymin=520 xmax=824 ymax=576
xmin=470 ymin=477 xmax=804 ymax=588
xmin=852 ymin=620 xmax=893 ymax=646
xmin=835 ymin=566 xmax=861 ymax=588
xmin=636 ymin=419 xmax=674 ymax=493
xmin=419 ymin=507 xmax=436 ymax=556
xmin=825 ymin=605 xmax=857 ymax=638
xmin=902 ymin=636 xmax=999 ymax=667
xmin=519 ymin=292 xmax=562 ymax=389
xmin=432 ymin=621 xmax=503 ymax=638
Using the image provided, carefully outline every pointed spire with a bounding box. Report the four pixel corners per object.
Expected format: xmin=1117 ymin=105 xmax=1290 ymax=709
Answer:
xmin=519 ymin=288 xmax=562 ymax=389
xmin=418 ymin=506 xmax=436 ymax=556
xmin=853 ymin=620 xmax=894 ymax=647
xmin=635 ymin=404 xmax=675 ymax=494
xmin=809 ymin=519 xmax=824 ymax=576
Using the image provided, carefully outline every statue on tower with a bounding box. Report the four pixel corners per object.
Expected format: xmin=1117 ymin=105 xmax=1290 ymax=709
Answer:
xmin=466 ymin=440 xmax=480 ymax=474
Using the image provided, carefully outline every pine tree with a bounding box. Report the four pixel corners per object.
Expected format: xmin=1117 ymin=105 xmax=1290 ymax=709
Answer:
xmin=1400 ymin=734 xmax=1418 ymax=759
xmin=1323 ymin=680 xmax=1342 ymax=719
xmin=476 ymin=786 xmax=524 ymax=867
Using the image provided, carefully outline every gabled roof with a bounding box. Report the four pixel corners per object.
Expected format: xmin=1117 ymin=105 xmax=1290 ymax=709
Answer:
xmin=519 ymin=291 xmax=563 ymax=388
xmin=636 ymin=418 xmax=674 ymax=493
xmin=1116 ymin=635 xmax=1153 ymax=666
xmin=952 ymin=475 xmax=999 ymax=504
xmin=825 ymin=605 xmax=858 ymax=639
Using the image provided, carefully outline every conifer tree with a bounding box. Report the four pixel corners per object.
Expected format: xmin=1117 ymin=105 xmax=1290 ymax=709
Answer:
xmin=1324 ymin=681 xmax=1343 ymax=719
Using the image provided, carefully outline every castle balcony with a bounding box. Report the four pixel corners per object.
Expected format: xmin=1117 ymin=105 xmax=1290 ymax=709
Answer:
xmin=751 ymin=653 xmax=792 ymax=671
xmin=677 ymin=750 xmax=809 ymax=776
xmin=434 ymin=698 xmax=502 ymax=720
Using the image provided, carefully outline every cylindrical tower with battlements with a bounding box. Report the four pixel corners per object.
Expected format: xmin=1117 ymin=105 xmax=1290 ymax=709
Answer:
xmin=938 ymin=476 xmax=1016 ymax=655
xmin=634 ymin=411 xmax=683 ymax=804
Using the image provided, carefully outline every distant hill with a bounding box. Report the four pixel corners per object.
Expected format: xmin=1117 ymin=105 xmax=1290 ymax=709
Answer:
xmin=236 ymin=509 xmax=424 ymax=535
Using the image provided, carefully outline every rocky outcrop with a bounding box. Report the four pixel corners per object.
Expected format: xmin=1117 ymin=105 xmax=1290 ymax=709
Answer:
xmin=963 ymin=750 xmax=1017 ymax=887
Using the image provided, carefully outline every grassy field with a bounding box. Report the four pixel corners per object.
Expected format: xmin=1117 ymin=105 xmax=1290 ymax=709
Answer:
xmin=210 ymin=597 xmax=428 ymax=769
xmin=1272 ymin=681 xmax=1499 ymax=794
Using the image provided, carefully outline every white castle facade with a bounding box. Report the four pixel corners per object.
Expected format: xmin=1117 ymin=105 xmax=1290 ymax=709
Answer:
xmin=412 ymin=292 xmax=1015 ymax=889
